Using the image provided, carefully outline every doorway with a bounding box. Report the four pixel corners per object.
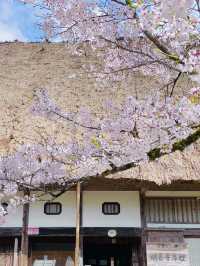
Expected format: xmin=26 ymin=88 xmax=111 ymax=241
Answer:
xmin=30 ymin=236 xmax=75 ymax=266
xmin=84 ymin=237 xmax=139 ymax=266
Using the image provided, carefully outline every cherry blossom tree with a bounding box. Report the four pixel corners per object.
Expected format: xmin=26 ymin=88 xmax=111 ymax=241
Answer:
xmin=1 ymin=0 xmax=199 ymax=213
xmin=21 ymin=0 xmax=200 ymax=88
xmin=1 ymin=86 xmax=200 ymax=215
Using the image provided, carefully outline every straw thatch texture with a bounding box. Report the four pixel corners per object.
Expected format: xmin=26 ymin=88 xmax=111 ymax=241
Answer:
xmin=0 ymin=42 xmax=198 ymax=184
xmin=108 ymin=139 xmax=200 ymax=184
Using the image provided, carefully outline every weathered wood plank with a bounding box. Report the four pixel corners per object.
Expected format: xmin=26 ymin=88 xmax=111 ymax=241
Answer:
xmin=140 ymin=190 xmax=147 ymax=266
xmin=21 ymin=190 xmax=30 ymax=266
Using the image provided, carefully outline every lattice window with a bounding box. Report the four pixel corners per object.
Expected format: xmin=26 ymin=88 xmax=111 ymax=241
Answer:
xmin=102 ymin=202 xmax=120 ymax=215
xmin=145 ymin=198 xmax=200 ymax=224
xmin=1 ymin=202 xmax=8 ymax=216
xmin=44 ymin=202 xmax=62 ymax=215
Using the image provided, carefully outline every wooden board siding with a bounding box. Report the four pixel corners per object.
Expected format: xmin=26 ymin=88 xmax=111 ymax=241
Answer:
xmin=147 ymin=231 xmax=184 ymax=243
xmin=145 ymin=197 xmax=200 ymax=224
xmin=0 ymin=253 xmax=13 ymax=266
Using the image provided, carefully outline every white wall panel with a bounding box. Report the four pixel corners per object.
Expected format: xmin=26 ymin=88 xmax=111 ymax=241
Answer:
xmin=82 ymin=191 xmax=141 ymax=227
xmin=0 ymin=191 xmax=141 ymax=228
xmin=29 ymin=191 xmax=76 ymax=227
xmin=0 ymin=206 xmax=23 ymax=227
xmin=185 ymin=238 xmax=200 ymax=266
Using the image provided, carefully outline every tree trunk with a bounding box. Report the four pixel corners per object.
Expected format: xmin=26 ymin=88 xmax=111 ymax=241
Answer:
xmin=21 ymin=190 xmax=30 ymax=266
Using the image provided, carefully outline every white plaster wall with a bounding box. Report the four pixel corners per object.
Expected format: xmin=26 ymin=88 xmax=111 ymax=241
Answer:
xmin=0 ymin=206 xmax=23 ymax=227
xmin=0 ymin=191 xmax=141 ymax=228
xmin=185 ymin=238 xmax=200 ymax=266
xmin=28 ymin=191 xmax=76 ymax=227
xmin=82 ymin=191 xmax=141 ymax=227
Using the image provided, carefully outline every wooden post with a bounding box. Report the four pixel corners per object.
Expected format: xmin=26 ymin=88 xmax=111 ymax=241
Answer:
xmin=110 ymin=257 xmax=115 ymax=266
xmin=140 ymin=189 xmax=147 ymax=266
xmin=75 ymin=182 xmax=82 ymax=266
xmin=80 ymin=183 xmax=83 ymax=266
xmin=79 ymin=235 xmax=84 ymax=266
xmin=21 ymin=190 xmax=30 ymax=266
xmin=13 ymin=237 xmax=18 ymax=266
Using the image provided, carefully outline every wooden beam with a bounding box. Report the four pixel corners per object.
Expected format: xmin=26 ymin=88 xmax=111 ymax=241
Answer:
xmin=21 ymin=190 xmax=30 ymax=266
xmin=75 ymin=182 xmax=82 ymax=266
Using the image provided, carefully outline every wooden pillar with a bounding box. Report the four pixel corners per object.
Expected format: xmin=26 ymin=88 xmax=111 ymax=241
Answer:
xmin=79 ymin=235 xmax=84 ymax=266
xmin=140 ymin=190 xmax=147 ymax=266
xmin=13 ymin=237 xmax=18 ymax=266
xmin=21 ymin=190 xmax=30 ymax=266
xmin=110 ymin=257 xmax=115 ymax=266
xmin=79 ymin=187 xmax=83 ymax=266
xmin=75 ymin=182 xmax=83 ymax=266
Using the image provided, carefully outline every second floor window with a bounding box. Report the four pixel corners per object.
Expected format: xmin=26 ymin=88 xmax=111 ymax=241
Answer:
xmin=102 ymin=202 xmax=120 ymax=215
xmin=44 ymin=202 xmax=62 ymax=215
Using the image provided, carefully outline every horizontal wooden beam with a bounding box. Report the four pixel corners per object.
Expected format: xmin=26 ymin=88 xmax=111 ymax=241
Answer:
xmin=2 ymin=227 xmax=200 ymax=238
xmin=82 ymin=227 xmax=141 ymax=237
xmin=146 ymin=228 xmax=200 ymax=237
xmin=0 ymin=227 xmax=141 ymax=237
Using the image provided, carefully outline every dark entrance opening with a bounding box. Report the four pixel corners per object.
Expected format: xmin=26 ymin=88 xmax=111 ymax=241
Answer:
xmin=84 ymin=237 xmax=139 ymax=266
xmin=30 ymin=236 xmax=75 ymax=265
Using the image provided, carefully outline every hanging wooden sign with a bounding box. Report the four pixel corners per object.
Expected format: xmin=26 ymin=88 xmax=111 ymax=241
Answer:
xmin=146 ymin=242 xmax=190 ymax=266
xmin=147 ymin=231 xmax=184 ymax=243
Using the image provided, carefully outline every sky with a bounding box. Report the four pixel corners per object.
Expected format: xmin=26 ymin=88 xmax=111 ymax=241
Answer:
xmin=0 ymin=0 xmax=44 ymax=42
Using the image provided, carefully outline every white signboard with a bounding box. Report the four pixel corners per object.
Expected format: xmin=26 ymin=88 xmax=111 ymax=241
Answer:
xmin=147 ymin=242 xmax=190 ymax=266
xmin=33 ymin=260 xmax=56 ymax=266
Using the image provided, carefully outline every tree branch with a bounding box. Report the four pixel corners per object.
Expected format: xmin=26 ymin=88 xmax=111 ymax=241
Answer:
xmin=143 ymin=30 xmax=183 ymax=64
xmin=110 ymin=0 xmax=127 ymax=6
xmin=169 ymin=72 xmax=182 ymax=97
xmin=53 ymin=126 xmax=200 ymax=197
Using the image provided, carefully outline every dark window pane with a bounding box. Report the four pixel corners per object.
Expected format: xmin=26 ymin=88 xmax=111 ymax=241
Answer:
xmin=102 ymin=202 xmax=120 ymax=215
xmin=44 ymin=202 xmax=62 ymax=215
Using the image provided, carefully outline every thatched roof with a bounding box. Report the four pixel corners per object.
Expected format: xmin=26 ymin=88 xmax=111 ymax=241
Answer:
xmin=0 ymin=42 xmax=199 ymax=184
xmin=107 ymin=139 xmax=200 ymax=185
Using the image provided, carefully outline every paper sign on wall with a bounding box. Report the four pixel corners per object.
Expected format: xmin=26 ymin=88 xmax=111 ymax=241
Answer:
xmin=147 ymin=242 xmax=190 ymax=266
xmin=28 ymin=227 xmax=39 ymax=235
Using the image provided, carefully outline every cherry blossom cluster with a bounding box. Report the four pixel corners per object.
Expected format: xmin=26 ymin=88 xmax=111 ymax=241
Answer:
xmin=1 ymin=86 xmax=200 ymax=215
xmin=20 ymin=0 xmax=200 ymax=85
